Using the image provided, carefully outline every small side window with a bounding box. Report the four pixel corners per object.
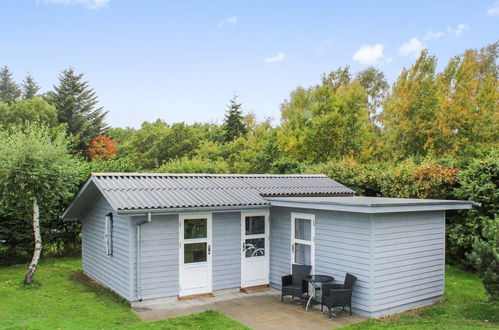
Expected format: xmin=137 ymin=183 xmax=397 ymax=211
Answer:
xmin=105 ymin=213 xmax=113 ymax=255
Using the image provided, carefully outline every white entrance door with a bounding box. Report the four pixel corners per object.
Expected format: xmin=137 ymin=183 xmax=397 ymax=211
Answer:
xmin=241 ymin=211 xmax=269 ymax=288
xmin=179 ymin=214 xmax=212 ymax=296
xmin=291 ymin=212 xmax=315 ymax=272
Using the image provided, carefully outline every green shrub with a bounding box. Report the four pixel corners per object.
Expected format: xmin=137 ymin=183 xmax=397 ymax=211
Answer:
xmin=270 ymin=157 xmax=306 ymax=174
xmin=448 ymin=155 xmax=499 ymax=266
xmin=306 ymin=158 xmax=381 ymax=196
xmin=157 ymin=156 xmax=230 ymax=174
xmin=378 ymin=159 xmax=459 ymax=199
xmin=88 ymin=156 xmax=139 ymax=173
xmin=466 ymin=216 xmax=499 ymax=301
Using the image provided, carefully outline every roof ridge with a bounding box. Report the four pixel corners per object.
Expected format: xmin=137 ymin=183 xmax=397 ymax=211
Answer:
xmin=101 ymin=185 xmax=347 ymax=192
xmin=91 ymin=172 xmax=328 ymax=178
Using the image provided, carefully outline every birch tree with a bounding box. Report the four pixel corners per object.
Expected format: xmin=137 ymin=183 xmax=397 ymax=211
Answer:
xmin=0 ymin=125 xmax=85 ymax=285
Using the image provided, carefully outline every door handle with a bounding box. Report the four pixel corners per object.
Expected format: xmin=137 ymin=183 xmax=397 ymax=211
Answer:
xmin=208 ymin=245 xmax=211 ymax=255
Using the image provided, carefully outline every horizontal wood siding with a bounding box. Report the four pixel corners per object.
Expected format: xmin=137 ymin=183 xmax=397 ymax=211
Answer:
xmin=81 ymin=196 xmax=131 ymax=300
xmin=269 ymin=207 xmax=292 ymax=288
xmin=131 ymin=214 xmax=179 ymax=300
xmin=314 ymin=210 xmax=372 ymax=314
xmin=372 ymin=211 xmax=445 ymax=314
xmin=270 ymin=207 xmax=372 ymax=315
xmin=213 ymin=212 xmax=241 ymax=290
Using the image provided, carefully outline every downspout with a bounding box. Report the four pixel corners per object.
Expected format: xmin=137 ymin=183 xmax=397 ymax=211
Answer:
xmin=136 ymin=212 xmax=152 ymax=301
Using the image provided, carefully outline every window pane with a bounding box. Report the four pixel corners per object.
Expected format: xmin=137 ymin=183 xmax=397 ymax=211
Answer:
xmin=244 ymin=238 xmax=265 ymax=258
xmin=245 ymin=216 xmax=265 ymax=235
xmin=295 ymin=218 xmax=311 ymax=241
xmin=294 ymin=243 xmax=311 ymax=265
xmin=184 ymin=219 xmax=207 ymax=239
xmin=184 ymin=243 xmax=207 ymax=263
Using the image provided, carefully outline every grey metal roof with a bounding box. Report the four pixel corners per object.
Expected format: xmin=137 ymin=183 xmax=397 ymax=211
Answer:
xmin=90 ymin=173 xmax=354 ymax=211
xmin=265 ymin=196 xmax=478 ymax=207
xmin=266 ymin=196 xmax=478 ymax=213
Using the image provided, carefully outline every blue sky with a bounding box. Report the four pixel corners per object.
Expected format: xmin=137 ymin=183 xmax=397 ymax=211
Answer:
xmin=1 ymin=0 xmax=498 ymax=128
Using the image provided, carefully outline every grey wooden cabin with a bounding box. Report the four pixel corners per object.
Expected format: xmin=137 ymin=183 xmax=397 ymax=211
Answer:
xmin=62 ymin=173 xmax=475 ymax=317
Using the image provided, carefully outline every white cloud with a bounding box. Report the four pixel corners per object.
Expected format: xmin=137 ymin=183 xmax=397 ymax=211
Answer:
xmin=352 ymin=44 xmax=384 ymax=65
xmin=38 ymin=0 xmax=109 ymax=9
xmin=447 ymin=23 xmax=469 ymax=37
xmin=264 ymin=52 xmax=286 ymax=63
xmin=487 ymin=1 xmax=499 ymax=16
xmin=398 ymin=37 xmax=424 ymax=57
xmin=423 ymin=29 xmax=445 ymax=40
xmin=218 ymin=16 xmax=237 ymax=28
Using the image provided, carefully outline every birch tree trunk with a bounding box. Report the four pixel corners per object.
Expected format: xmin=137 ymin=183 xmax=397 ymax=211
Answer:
xmin=24 ymin=199 xmax=41 ymax=285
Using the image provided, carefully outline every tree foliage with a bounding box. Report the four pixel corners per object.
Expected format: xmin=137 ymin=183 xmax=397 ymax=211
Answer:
xmin=434 ymin=43 xmax=499 ymax=158
xmin=382 ymin=50 xmax=440 ymax=159
xmin=448 ymin=155 xmax=499 ymax=267
xmin=87 ymin=135 xmax=118 ymax=160
xmin=383 ymin=44 xmax=498 ymax=160
xmin=126 ymin=120 xmax=202 ymax=169
xmin=48 ymin=68 xmax=108 ymax=154
xmin=279 ymin=68 xmax=371 ymax=162
xmin=222 ymin=94 xmax=247 ymax=142
xmin=467 ymin=216 xmax=499 ymax=301
xmin=0 ymin=125 xmax=86 ymax=264
xmin=0 ymin=66 xmax=21 ymax=105
xmin=355 ymin=66 xmax=388 ymax=123
xmin=0 ymin=98 xmax=58 ymax=127
xmin=21 ymin=73 xmax=40 ymax=100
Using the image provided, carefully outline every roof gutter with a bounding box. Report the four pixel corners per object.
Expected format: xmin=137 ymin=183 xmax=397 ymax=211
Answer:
xmin=136 ymin=212 xmax=152 ymax=301
xmin=118 ymin=204 xmax=270 ymax=216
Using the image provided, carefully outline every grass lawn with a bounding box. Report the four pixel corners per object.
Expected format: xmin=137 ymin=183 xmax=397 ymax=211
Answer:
xmin=1 ymin=259 xmax=497 ymax=329
xmin=345 ymin=266 xmax=498 ymax=329
xmin=0 ymin=258 xmax=248 ymax=329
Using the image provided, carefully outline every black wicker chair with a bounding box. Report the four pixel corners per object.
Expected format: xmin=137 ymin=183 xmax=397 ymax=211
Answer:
xmin=321 ymin=273 xmax=357 ymax=318
xmin=281 ymin=264 xmax=312 ymax=304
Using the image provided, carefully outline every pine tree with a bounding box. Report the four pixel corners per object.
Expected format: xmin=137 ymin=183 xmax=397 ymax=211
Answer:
xmin=0 ymin=66 xmax=21 ymax=104
xmin=222 ymin=94 xmax=247 ymax=142
xmin=21 ymin=73 xmax=40 ymax=99
xmin=48 ymin=68 xmax=108 ymax=154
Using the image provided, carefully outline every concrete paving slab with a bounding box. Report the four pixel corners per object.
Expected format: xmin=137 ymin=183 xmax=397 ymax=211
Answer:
xmin=132 ymin=289 xmax=364 ymax=329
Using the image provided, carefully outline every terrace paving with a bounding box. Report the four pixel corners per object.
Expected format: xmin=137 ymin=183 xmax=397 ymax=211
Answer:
xmin=132 ymin=289 xmax=364 ymax=330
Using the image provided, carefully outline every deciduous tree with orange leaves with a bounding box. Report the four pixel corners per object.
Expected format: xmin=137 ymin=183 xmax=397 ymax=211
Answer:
xmin=87 ymin=135 xmax=118 ymax=160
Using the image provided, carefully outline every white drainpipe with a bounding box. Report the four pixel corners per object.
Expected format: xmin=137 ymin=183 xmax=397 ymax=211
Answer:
xmin=136 ymin=212 xmax=152 ymax=301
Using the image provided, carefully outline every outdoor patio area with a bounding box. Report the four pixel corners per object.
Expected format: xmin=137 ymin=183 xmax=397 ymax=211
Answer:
xmin=132 ymin=289 xmax=365 ymax=330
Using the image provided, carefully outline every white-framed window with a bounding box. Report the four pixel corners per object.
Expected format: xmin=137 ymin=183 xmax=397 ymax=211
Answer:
xmin=105 ymin=213 xmax=113 ymax=256
xmin=291 ymin=212 xmax=315 ymax=272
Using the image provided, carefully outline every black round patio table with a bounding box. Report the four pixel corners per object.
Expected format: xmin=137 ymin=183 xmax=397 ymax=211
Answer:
xmin=303 ymin=275 xmax=334 ymax=311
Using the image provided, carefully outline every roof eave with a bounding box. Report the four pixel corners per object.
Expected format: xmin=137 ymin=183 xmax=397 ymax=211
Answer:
xmin=60 ymin=176 xmax=94 ymax=220
xmin=267 ymin=199 xmax=477 ymax=214
xmin=61 ymin=176 xmax=120 ymax=221
xmin=117 ymin=204 xmax=271 ymax=216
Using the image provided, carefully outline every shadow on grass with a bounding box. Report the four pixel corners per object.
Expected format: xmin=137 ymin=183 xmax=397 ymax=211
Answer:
xmin=70 ymin=270 xmax=130 ymax=307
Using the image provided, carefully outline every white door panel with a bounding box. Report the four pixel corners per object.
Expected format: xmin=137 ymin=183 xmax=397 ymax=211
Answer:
xmin=241 ymin=211 xmax=269 ymax=288
xmin=179 ymin=214 xmax=212 ymax=296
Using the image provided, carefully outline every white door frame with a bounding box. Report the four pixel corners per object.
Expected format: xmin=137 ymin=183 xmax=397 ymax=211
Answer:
xmin=291 ymin=212 xmax=315 ymax=272
xmin=179 ymin=213 xmax=212 ymax=296
xmin=240 ymin=210 xmax=270 ymax=288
